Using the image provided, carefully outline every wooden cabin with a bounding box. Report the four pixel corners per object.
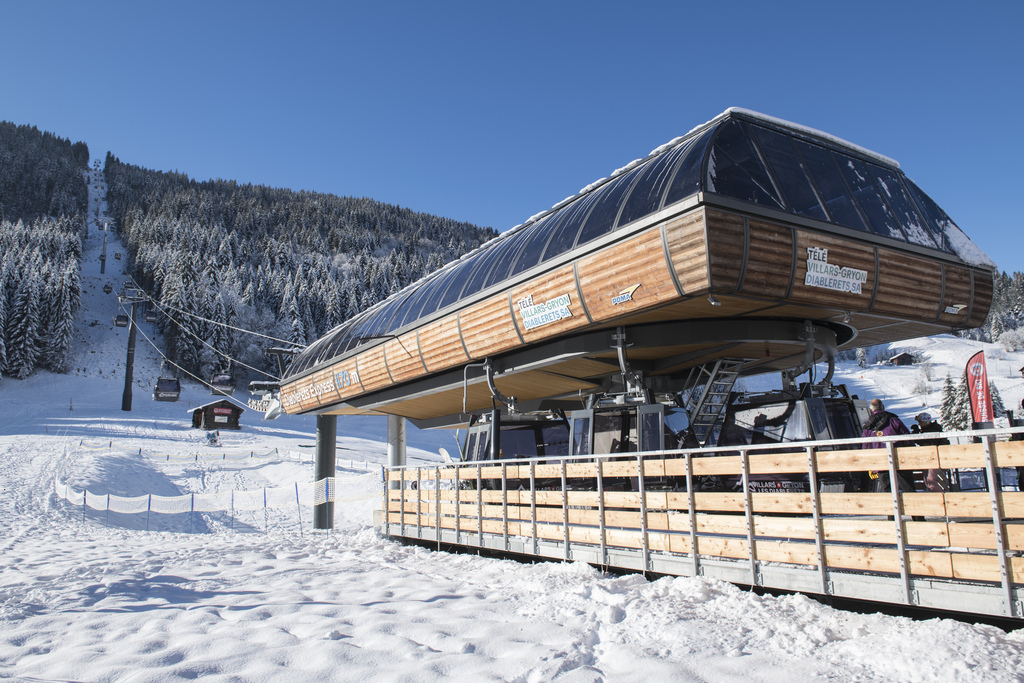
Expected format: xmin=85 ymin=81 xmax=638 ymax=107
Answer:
xmin=889 ymin=352 xmax=916 ymax=366
xmin=280 ymin=109 xmax=994 ymax=429
xmin=189 ymin=399 xmax=244 ymax=430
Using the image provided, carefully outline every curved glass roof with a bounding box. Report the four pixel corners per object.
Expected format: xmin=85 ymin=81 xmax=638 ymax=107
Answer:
xmin=286 ymin=109 xmax=968 ymax=380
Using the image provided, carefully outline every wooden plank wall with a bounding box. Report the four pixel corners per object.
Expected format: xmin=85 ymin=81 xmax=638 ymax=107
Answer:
xmin=385 ymin=440 xmax=1024 ymax=587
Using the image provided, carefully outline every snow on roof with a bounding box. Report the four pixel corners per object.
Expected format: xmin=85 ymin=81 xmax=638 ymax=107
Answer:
xmin=942 ymin=218 xmax=997 ymax=269
xmin=724 ymin=107 xmax=901 ymax=168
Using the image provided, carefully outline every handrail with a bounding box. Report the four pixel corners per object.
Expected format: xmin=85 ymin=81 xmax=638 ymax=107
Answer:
xmin=385 ymin=425 xmax=1024 ymax=470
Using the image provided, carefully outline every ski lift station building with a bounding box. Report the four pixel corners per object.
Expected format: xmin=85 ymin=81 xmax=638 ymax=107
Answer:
xmin=279 ymin=108 xmax=994 ymax=426
xmin=275 ymin=111 xmax=1024 ymax=622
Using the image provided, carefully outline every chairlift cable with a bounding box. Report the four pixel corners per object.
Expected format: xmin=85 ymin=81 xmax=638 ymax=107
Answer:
xmin=118 ymin=307 xmax=254 ymax=412
xmin=126 ymin=275 xmax=305 ymax=348
xmin=118 ymin=299 xmax=279 ymax=382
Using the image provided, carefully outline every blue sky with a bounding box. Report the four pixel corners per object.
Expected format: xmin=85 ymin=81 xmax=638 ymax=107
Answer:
xmin=4 ymin=1 xmax=1021 ymax=274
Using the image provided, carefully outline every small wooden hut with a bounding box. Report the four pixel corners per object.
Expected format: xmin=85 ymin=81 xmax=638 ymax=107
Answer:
xmin=889 ymin=352 xmax=916 ymax=366
xmin=189 ymin=399 xmax=244 ymax=430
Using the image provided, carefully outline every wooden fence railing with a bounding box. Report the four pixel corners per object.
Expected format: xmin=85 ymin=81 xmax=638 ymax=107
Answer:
xmin=384 ymin=429 xmax=1024 ymax=619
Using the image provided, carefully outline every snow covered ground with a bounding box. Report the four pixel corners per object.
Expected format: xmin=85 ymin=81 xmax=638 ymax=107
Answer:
xmin=2 ymin=168 xmax=1024 ymax=681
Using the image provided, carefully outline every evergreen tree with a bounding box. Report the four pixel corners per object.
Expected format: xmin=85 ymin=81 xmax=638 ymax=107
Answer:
xmin=7 ymin=275 xmax=41 ymax=379
xmin=990 ymin=380 xmax=1006 ymax=419
xmin=952 ymin=372 xmax=973 ymax=430
xmin=44 ymin=269 xmax=75 ymax=373
xmin=939 ymin=373 xmax=959 ymax=429
xmin=0 ymin=285 xmax=7 ymax=377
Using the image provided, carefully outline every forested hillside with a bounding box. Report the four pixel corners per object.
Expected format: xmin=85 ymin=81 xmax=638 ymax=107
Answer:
xmin=0 ymin=121 xmax=89 ymax=221
xmin=102 ymin=153 xmax=497 ymax=379
xmin=0 ymin=121 xmax=88 ymax=380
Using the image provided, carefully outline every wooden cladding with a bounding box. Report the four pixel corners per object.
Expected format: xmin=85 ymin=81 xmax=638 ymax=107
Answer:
xmin=576 ymin=227 xmax=681 ymax=323
xmin=281 ymin=204 xmax=992 ymax=415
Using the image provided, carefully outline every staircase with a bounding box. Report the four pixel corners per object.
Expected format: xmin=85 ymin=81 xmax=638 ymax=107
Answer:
xmin=682 ymin=359 xmax=744 ymax=446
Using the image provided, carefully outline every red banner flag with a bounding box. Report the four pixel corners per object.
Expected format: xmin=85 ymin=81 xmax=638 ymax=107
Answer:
xmin=965 ymin=350 xmax=992 ymax=424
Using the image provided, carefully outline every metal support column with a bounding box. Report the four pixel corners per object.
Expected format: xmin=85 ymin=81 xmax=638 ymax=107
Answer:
xmin=121 ymin=298 xmax=141 ymax=411
xmin=387 ymin=415 xmax=407 ymax=476
xmin=314 ymin=414 xmax=337 ymax=529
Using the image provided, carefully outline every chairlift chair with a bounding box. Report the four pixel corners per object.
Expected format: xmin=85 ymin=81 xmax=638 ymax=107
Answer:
xmin=144 ymin=310 xmax=157 ymax=323
xmin=113 ymin=313 xmax=129 ymax=327
xmin=114 ymin=252 xmax=121 ymax=260
xmin=210 ymin=373 xmax=235 ymax=396
xmin=102 ymin=283 xmax=113 ymax=294
xmin=153 ymin=376 xmax=181 ymax=402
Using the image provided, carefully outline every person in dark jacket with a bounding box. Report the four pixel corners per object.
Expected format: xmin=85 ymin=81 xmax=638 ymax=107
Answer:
xmin=914 ymin=412 xmax=950 ymax=492
xmin=861 ymin=399 xmax=913 ymax=492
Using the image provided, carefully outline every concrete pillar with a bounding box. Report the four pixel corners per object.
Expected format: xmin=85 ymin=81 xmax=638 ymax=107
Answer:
xmin=387 ymin=415 xmax=406 ymax=489
xmin=314 ymin=414 xmax=337 ymax=529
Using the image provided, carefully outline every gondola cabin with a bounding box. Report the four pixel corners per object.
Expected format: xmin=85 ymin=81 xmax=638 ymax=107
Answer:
xmin=113 ymin=313 xmax=129 ymax=327
xmin=114 ymin=252 xmax=121 ymax=260
xmin=279 ymin=108 xmax=995 ymax=438
xmin=189 ymin=399 xmax=244 ymax=430
xmin=153 ymin=376 xmax=181 ymax=402
xmin=144 ymin=310 xmax=157 ymax=323
xmin=209 ymin=373 xmax=235 ymax=396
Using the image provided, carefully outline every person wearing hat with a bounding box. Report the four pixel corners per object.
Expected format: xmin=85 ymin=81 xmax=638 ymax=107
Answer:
xmin=914 ymin=412 xmax=949 ymax=492
xmin=861 ymin=399 xmax=913 ymax=492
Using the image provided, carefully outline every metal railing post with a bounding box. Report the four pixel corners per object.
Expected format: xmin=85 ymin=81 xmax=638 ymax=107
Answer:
xmin=685 ymin=452 xmax=699 ymax=577
xmin=741 ymin=449 xmax=757 ymax=586
xmin=886 ymin=442 xmax=912 ymax=605
xmin=501 ymin=462 xmax=509 ymax=551
xmin=597 ymin=455 xmax=607 ymax=567
xmin=982 ymin=435 xmax=1015 ymax=617
xmin=530 ymin=461 xmax=538 ymax=556
xmin=561 ymin=459 xmax=570 ymax=560
xmin=806 ymin=445 xmax=828 ymax=595
xmin=637 ymin=453 xmax=650 ymax=572
xmin=454 ymin=464 xmax=461 ymax=543
xmin=477 ymin=464 xmax=484 ymax=548
xmin=435 ymin=465 xmax=442 ymax=549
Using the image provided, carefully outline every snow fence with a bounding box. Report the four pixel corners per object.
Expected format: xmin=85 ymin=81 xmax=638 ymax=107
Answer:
xmin=53 ymin=472 xmax=384 ymax=532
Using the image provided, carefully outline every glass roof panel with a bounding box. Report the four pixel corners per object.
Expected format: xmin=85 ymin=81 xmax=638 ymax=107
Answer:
xmin=664 ymin=127 xmax=714 ymax=207
xmin=793 ymin=140 xmax=867 ymax=232
xmin=539 ymin=184 xmax=607 ymax=264
xmin=706 ymin=119 xmax=785 ymax=210
xmin=751 ymin=125 xmax=827 ymax=221
xmin=413 ymin=261 xmax=475 ymax=321
xmin=834 ymin=152 xmax=905 ymax=241
xmin=456 ymin=237 xmax=514 ymax=301
xmin=869 ymin=166 xmax=937 ymax=249
xmin=389 ymin=274 xmax=440 ymax=330
xmin=507 ymin=215 xmax=561 ymax=278
xmin=574 ymin=164 xmax=645 ymax=248
xmin=617 ymin=137 xmax=695 ymax=227
xmin=902 ymin=178 xmax=954 ymax=253
xmin=432 ymin=258 xmax=478 ymax=312
xmin=483 ymin=224 xmax=536 ymax=286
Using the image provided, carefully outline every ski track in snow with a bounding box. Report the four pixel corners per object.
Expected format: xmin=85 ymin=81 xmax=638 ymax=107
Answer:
xmin=1 ymin=168 xmax=1024 ymax=682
